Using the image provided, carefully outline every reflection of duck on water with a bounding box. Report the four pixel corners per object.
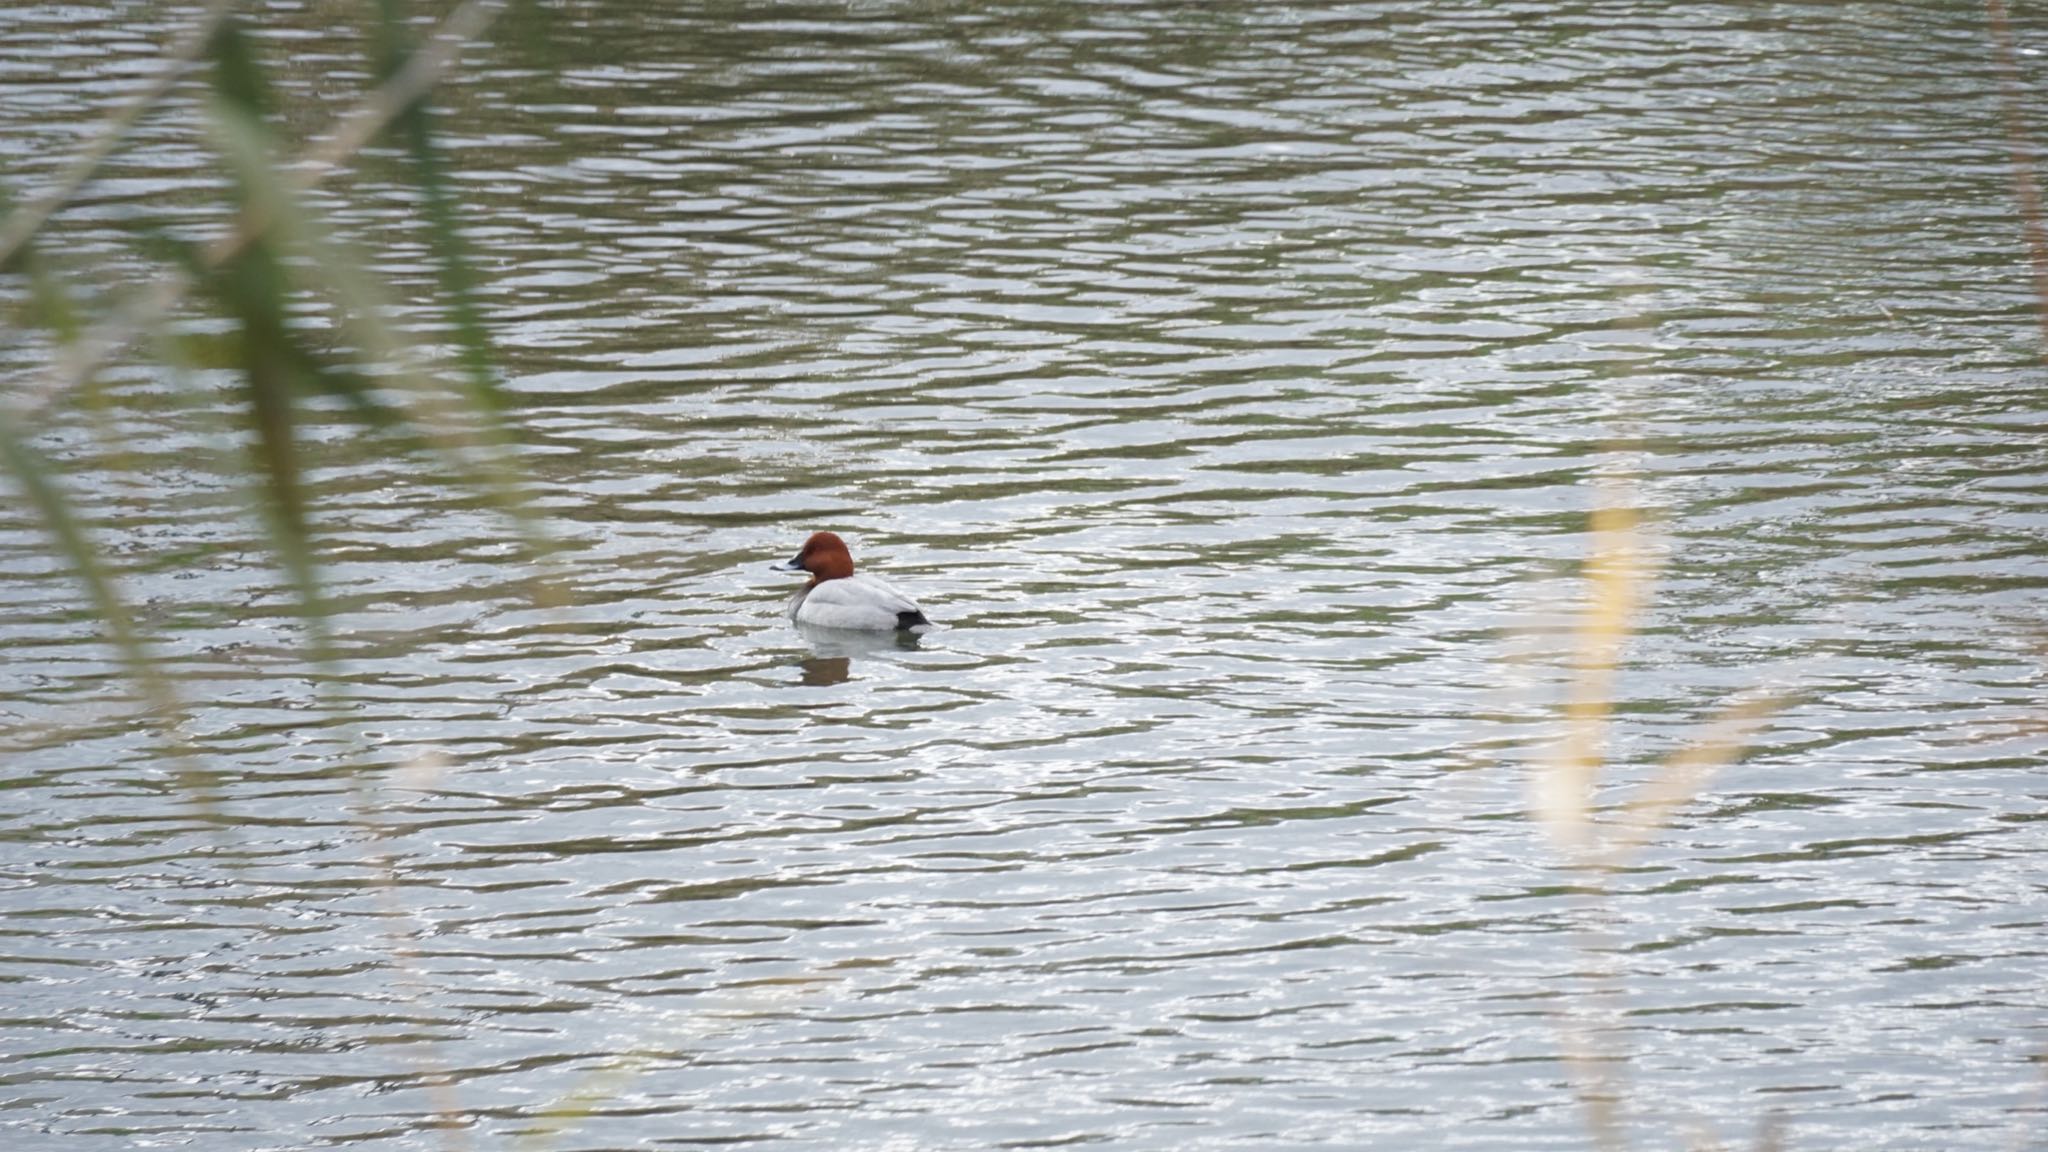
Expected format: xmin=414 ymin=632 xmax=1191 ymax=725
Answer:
xmin=793 ymin=621 xmax=926 ymax=686
xmin=798 ymin=655 xmax=852 ymax=687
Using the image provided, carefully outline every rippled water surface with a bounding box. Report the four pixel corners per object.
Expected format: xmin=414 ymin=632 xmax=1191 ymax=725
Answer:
xmin=3 ymin=3 xmax=2047 ymax=1149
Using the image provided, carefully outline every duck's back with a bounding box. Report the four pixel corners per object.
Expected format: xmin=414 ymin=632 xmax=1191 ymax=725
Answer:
xmin=791 ymin=575 xmax=929 ymax=631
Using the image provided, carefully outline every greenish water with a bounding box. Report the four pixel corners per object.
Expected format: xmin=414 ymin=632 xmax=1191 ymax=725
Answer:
xmin=1 ymin=3 xmax=2045 ymax=1150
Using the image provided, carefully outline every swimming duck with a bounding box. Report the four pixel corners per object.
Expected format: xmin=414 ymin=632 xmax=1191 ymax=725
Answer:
xmin=771 ymin=531 xmax=931 ymax=632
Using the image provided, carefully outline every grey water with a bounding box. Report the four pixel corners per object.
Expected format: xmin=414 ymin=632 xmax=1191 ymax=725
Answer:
xmin=1 ymin=2 xmax=2045 ymax=1149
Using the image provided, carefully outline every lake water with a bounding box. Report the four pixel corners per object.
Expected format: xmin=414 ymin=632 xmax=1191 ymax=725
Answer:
xmin=2 ymin=2 xmax=2045 ymax=1150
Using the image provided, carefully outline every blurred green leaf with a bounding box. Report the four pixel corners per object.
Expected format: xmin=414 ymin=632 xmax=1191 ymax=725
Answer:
xmin=227 ymin=242 xmax=330 ymax=631
xmin=200 ymin=30 xmax=334 ymax=653
xmin=204 ymin=98 xmax=455 ymax=443
xmin=376 ymin=0 xmax=502 ymax=414
xmin=0 ymin=408 xmax=228 ymax=814
xmin=13 ymin=239 xmax=84 ymax=348
xmin=0 ymin=0 xmax=549 ymax=798
xmin=371 ymin=0 xmax=558 ymax=587
xmin=0 ymin=411 xmax=155 ymax=699
xmin=206 ymin=18 xmax=272 ymax=118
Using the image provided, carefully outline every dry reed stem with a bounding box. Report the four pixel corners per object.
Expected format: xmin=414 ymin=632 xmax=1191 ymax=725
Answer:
xmin=515 ymin=1054 xmax=655 ymax=1152
xmin=1535 ymin=487 xmax=1653 ymax=1152
xmin=1597 ymin=692 xmax=1785 ymax=873
xmin=1536 ymin=498 xmax=1653 ymax=856
xmin=357 ymin=750 xmax=474 ymax=1152
xmin=1533 ymin=476 xmax=1796 ymax=1149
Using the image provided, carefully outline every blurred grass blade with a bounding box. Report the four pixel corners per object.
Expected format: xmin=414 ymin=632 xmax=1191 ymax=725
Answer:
xmin=18 ymin=243 xmax=84 ymax=344
xmin=162 ymin=217 xmax=400 ymax=433
xmin=375 ymin=0 xmax=500 ymax=412
xmin=0 ymin=0 xmax=234 ymax=273
xmin=207 ymin=91 xmax=559 ymax=606
xmin=10 ymin=0 xmax=509 ymax=430
xmin=239 ymin=279 xmax=322 ymax=613
xmin=1600 ymin=693 xmax=1787 ymax=871
xmin=1536 ymin=497 xmax=1653 ymax=854
xmin=372 ymin=0 xmax=559 ymax=585
xmin=207 ymin=17 xmax=273 ymax=123
xmin=516 ymin=1053 xmax=653 ymax=1152
xmin=0 ymin=412 xmax=228 ymax=815
xmin=202 ymin=25 xmax=336 ymax=658
xmin=1557 ymin=1021 xmax=1627 ymax=1152
xmin=0 ymin=412 xmax=159 ymax=710
xmin=7 ymin=242 xmax=154 ymax=691
xmin=205 ymin=94 xmax=467 ymax=454
xmin=23 ymin=241 xmax=156 ymax=492
xmin=1754 ymin=1111 xmax=1786 ymax=1152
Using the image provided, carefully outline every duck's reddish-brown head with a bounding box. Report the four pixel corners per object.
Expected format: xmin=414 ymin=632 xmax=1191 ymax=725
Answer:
xmin=770 ymin=531 xmax=856 ymax=585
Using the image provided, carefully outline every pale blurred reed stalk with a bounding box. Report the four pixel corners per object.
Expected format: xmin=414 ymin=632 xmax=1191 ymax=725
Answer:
xmin=1538 ymin=5 xmax=2048 ymax=1143
xmin=1533 ymin=476 xmax=1783 ymax=1151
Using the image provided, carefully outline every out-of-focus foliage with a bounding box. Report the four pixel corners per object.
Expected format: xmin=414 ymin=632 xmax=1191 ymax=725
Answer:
xmin=0 ymin=0 xmax=546 ymax=731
